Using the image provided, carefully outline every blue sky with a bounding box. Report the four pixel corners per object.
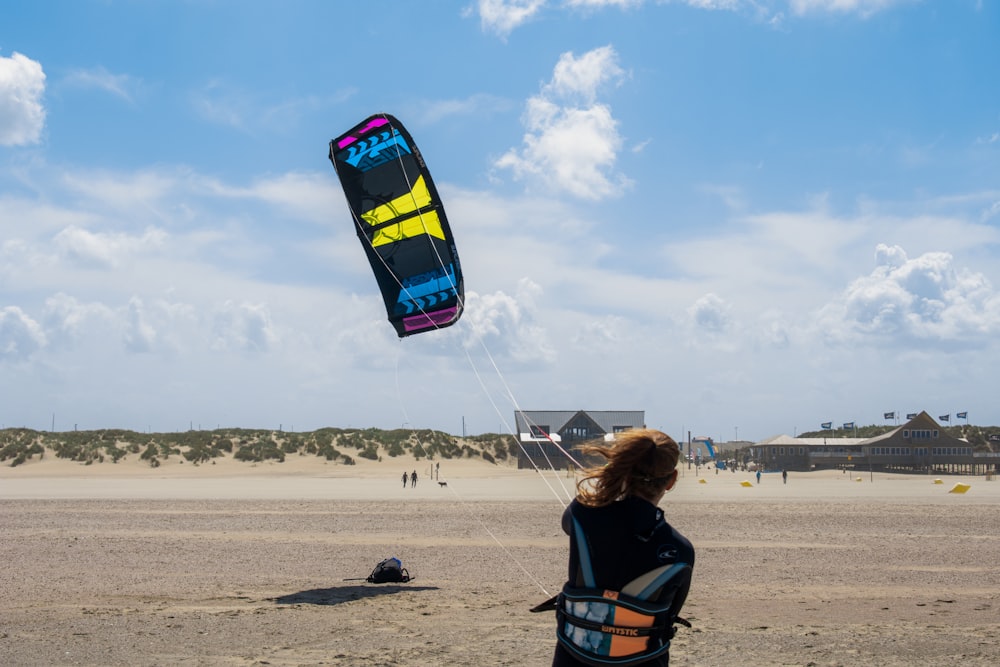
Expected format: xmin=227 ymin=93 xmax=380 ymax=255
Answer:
xmin=1 ymin=0 xmax=998 ymax=442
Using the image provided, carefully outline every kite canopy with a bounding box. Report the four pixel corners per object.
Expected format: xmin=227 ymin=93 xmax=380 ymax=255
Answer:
xmin=329 ymin=113 xmax=464 ymax=338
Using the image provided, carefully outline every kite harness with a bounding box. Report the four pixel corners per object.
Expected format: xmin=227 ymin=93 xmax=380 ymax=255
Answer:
xmin=531 ymin=517 xmax=692 ymax=666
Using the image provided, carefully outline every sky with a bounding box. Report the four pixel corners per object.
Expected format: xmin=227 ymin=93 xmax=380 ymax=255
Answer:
xmin=1 ymin=0 xmax=998 ymax=443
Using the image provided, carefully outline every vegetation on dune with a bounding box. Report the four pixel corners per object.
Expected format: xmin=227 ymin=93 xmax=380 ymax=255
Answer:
xmin=0 ymin=426 xmax=518 ymax=468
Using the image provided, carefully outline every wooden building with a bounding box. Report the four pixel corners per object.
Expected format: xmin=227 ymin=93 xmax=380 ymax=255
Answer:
xmin=750 ymin=411 xmax=1000 ymax=474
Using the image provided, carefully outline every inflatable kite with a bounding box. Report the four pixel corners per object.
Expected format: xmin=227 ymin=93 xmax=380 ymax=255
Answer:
xmin=329 ymin=114 xmax=464 ymax=337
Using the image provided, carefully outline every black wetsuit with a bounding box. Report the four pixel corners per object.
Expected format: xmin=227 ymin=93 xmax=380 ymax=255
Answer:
xmin=553 ymin=496 xmax=695 ymax=667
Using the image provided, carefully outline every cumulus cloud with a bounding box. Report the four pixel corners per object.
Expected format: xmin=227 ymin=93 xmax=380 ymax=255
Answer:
xmin=42 ymin=293 xmax=116 ymax=347
xmin=494 ymin=45 xmax=630 ymax=201
xmin=461 ymin=279 xmax=556 ymax=365
xmin=123 ymin=297 xmax=158 ymax=353
xmin=0 ymin=306 xmax=46 ymax=360
xmin=819 ymin=244 xmax=1000 ymax=345
xmin=474 ymin=0 xmax=546 ymax=36
xmin=211 ymin=301 xmax=278 ymax=353
xmin=0 ymin=52 xmax=46 ymax=146
xmin=688 ymin=293 xmax=733 ymax=335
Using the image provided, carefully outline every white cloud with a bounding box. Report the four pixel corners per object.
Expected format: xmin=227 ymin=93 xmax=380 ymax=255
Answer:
xmin=474 ymin=0 xmax=547 ymax=36
xmin=63 ymin=66 xmax=139 ymax=103
xmin=495 ymin=46 xmax=630 ymax=201
xmin=42 ymin=293 xmax=116 ymax=348
xmin=689 ymin=292 xmax=733 ymax=334
xmin=473 ymin=0 xmax=913 ymax=38
xmin=460 ymin=280 xmax=556 ymax=365
xmin=54 ymin=225 xmax=168 ymax=269
xmin=415 ymin=93 xmax=514 ymax=124
xmin=547 ymin=45 xmax=626 ymax=103
xmin=124 ymin=297 xmax=158 ymax=353
xmin=0 ymin=52 xmax=46 ymax=146
xmin=0 ymin=306 xmax=46 ymax=360
xmin=211 ymin=301 xmax=279 ymax=353
xmin=788 ymin=0 xmax=910 ymax=16
xmin=817 ymin=244 xmax=1000 ymax=346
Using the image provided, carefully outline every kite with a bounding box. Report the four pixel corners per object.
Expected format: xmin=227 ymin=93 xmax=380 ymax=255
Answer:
xmin=329 ymin=113 xmax=464 ymax=338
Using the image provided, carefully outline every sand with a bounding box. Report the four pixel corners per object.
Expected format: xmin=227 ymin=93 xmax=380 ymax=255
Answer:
xmin=1 ymin=455 xmax=998 ymax=666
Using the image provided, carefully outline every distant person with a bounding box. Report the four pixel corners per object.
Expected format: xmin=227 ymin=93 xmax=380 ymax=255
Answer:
xmin=782 ymin=469 xmax=788 ymax=484
xmin=411 ymin=470 xmax=418 ymax=488
xmin=402 ymin=471 xmax=408 ymax=488
xmin=435 ymin=462 xmax=440 ymax=480
xmin=550 ymin=429 xmax=694 ymax=666
xmin=756 ymin=469 xmax=762 ymax=485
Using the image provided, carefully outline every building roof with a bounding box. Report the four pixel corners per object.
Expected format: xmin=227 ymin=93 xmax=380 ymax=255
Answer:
xmin=757 ymin=411 xmax=962 ymax=449
xmin=514 ymin=410 xmax=645 ymax=436
xmin=758 ymin=434 xmax=869 ymax=446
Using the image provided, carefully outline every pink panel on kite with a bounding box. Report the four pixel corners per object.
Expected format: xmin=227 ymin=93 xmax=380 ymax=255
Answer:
xmin=403 ymin=307 xmax=459 ymax=333
xmin=336 ymin=117 xmax=390 ymax=149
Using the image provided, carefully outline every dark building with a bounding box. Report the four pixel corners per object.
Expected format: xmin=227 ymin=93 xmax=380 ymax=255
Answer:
xmin=513 ymin=410 xmax=645 ymax=470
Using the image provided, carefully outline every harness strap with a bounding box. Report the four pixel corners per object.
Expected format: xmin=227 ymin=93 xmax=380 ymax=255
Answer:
xmin=622 ymin=562 xmax=690 ymax=600
xmin=571 ymin=516 xmax=597 ymax=588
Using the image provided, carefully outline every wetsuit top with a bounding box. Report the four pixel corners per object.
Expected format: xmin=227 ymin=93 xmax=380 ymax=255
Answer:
xmin=562 ymin=496 xmax=694 ymax=600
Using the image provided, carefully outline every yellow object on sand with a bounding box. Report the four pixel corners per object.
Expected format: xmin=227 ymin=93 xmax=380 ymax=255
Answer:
xmin=949 ymin=483 xmax=971 ymax=494
xmin=855 ymin=477 xmax=863 ymax=482
xmin=698 ymin=478 xmax=707 ymax=484
xmin=933 ymin=478 xmax=943 ymax=484
xmin=740 ymin=480 xmax=753 ymax=487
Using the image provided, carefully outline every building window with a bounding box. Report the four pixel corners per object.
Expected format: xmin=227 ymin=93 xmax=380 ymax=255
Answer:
xmin=529 ymin=424 xmax=550 ymax=438
xmin=613 ymin=425 xmax=632 ymax=433
xmin=903 ymin=430 xmax=909 ymax=438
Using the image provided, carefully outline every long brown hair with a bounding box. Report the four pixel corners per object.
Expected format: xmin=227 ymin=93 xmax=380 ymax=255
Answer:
xmin=575 ymin=429 xmax=680 ymax=507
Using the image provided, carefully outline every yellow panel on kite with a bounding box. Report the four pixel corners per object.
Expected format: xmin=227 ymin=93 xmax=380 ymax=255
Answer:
xmin=949 ymin=483 xmax=971 ymax=494
xmin=361 ymin=174 xmax=433 ymax=224
xmin=371 ymin=210 xmax=444 ymax=247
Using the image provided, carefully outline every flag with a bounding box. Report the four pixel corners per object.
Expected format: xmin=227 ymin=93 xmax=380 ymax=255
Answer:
xmin=821 ymin=422 xmax=832 ymax=430
xmin=883 ymin=411 xmax=895 ymax=420
xmin=939 ymin=414 xmax=950 ymax=422
xmin=956 ymin=411 xmax=967 ymax=419
xmin=843 ymin=421 xmax=855 ymax=430
xmin=906 ymin=413 xmax=917 ymax=419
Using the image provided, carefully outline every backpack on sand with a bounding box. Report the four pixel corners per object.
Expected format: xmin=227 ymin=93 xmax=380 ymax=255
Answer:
xmin=366 ymin=557 xmax=411 ymax=584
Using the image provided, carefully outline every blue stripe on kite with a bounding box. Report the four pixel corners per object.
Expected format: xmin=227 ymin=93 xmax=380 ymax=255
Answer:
xmin=342 ymin=130 xmax=412 ymax=171
xmin=397 ymin=265 xmax=457 ymax=302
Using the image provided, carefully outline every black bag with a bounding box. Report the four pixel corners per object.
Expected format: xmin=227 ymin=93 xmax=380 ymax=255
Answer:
xmin=366 ymin=557 xmax=411 ymax=583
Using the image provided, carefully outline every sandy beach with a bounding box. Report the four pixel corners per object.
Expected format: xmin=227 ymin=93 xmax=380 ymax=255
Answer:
xmin=2 ymin=455 xmax=998 ymax=666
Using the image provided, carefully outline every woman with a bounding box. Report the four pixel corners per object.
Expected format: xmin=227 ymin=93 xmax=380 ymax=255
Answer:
xmin=552 ymin=429 xmax=694 ymax=667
